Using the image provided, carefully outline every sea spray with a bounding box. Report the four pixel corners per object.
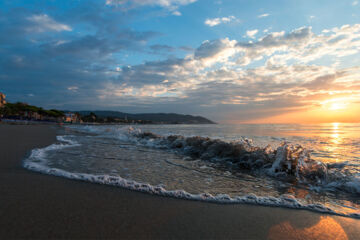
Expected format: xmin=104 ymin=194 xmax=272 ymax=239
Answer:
xmin=135 ymin=132 xmax=330 ymax=186
xmin=24 ymin=125 xmax=359 ymax=218
xmin=68 ymin=125 xmax=360 ymax=195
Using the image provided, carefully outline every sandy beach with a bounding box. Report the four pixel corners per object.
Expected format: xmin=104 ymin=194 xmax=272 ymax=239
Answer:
xmin=0 ymin=124 xmax=359 ymax=239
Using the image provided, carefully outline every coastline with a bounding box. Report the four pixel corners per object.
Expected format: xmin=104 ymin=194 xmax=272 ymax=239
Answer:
xmin=0 ymin=124 xmax=359 ymax=239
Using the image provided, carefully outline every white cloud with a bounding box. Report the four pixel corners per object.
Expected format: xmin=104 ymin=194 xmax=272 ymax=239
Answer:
xmin=106 ymin=0 xmax=197 ymax=10
xmin=105 ymin=24 xmax=360 ymax=117
xmin=194 ymin=38 xmax=238 ymax=66
xmin=27 ymin=14 xmax=72 ymax=32
xmin=19 ymin=11 xmax=360 ymax=122
xmin=172 ymin=11 xmax=182 ymax=16
xmin=104 ymin=49 xmax=360 ymax=121
xmin=204 ymin=16 xmax=236 ymax=27
xmin=245 ymin=29 xmax=258 ymax=39
xmin=68 ymin=86 xmax=79 ymax=92
xmin=352 ymin=1 xmax=358 ymax=6
xmin=205 ymin=18 xmax=221 ymax=27
xmin=258 ymin=13 xmax=269 ymax=18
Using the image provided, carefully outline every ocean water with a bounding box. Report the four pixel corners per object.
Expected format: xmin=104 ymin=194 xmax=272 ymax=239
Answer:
xmin=24 ymin=123 xmax=360 ymax=218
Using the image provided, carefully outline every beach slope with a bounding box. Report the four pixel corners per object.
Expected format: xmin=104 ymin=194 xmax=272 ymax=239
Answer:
xmin=0 ymin=124 xmax=359 ymax=239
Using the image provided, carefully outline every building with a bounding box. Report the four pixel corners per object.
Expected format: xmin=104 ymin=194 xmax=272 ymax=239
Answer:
xmin=0 ymin=92 xmax=6 ymax=108
xmin=28 ymin=111 xmax=42 ymax=121
xmin=64 ymin=112 xmax=82 ymax=123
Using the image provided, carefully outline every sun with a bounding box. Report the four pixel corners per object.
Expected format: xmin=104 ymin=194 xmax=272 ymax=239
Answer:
xmin=329 ymin=102 xmax=347 ymax=111
xmin=321 ymin=98 xmax=349 ymax=111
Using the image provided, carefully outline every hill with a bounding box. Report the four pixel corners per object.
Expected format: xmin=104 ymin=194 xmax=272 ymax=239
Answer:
xmin=77 ymin=111 xmax=215 ymax=124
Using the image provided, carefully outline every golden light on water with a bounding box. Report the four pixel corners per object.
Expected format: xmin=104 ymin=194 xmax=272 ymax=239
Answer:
xmin=331 ymin=122 xmax=342 ymax=145
xmin=320 ymin=122 xmax=344 ymax=162
xmin=331 ymin=133 xmax=341 ymax=145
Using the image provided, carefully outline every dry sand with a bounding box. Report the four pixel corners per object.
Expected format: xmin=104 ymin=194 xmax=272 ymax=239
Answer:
xmin=0 ymin=124 xmax=359 ymax=239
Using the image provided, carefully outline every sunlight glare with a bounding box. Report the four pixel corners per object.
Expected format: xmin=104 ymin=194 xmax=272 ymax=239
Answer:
xmin=331 ymin=122 xmax=341 ymax=145
xmin=329 ymin=102 xmax=347 ymax=111
xmin=321 ymin=98 xmax=350 ymax=111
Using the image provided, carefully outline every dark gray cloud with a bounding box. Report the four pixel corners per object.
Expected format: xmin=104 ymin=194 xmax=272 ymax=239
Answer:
xmin=150 ymin=44 xmax=175 ymax=52
xmin=1 ymin=1 xmax=359 ymax=123
xmin=116 ymin=58 xmax=187 ymax=86
xmin=179 ymin=46 xmax=194 ymax=52
xmin=302 ymin=73 xmax=338 ymax=90
xmin=195 ymin=39 xmax=232 ymax=59
xmin=0 ymin=2 xmax=159 ymax=106
xmin=237 ymin=27 xmax=312 ymax=49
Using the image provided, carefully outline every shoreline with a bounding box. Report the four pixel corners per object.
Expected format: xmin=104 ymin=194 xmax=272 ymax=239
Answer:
xmin=0 ymin=124 xmax=359 ymax=239
xmin=0 ymin=119 xmax=216 ymax=125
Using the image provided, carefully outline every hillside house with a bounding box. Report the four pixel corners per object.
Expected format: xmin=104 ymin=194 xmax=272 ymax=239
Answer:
xmin=0 ymin=92 xmax=6 ymax=107
xmin=64 ymin=112 xmax=82 ymax=123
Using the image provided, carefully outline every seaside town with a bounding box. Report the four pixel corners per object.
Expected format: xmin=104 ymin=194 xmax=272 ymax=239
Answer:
xmin=0 ymin=92 xmax=134 ymax=124
xmin=0 ymin=92 xmax=81 ymax=123
xmin=0 ymin=92 xmax=195 ymax=124
xmin=0 ymin=92 xmax=213 ymax=124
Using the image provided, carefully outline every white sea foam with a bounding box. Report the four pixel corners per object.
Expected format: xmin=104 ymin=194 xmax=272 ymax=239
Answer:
xmin=67 ymin=125 xmax=360 ymax=195
xmin=23 ymin=133 xmax=360 ymax=219
xmin=56 ymin=135 xmax=80 ymax=146
xmin=24 ymin=135 xmax=80 ymax=170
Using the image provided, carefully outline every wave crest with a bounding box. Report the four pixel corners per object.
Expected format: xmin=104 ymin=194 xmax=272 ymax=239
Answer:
xmin=135 ymin=132 xmax=329 ymax=183
xmin=66 ymin=125 xmax=360 ymax=195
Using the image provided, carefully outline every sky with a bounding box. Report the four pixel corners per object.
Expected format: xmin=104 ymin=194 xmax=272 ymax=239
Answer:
xmin=0 ymin=0 xmax=360 ymax=123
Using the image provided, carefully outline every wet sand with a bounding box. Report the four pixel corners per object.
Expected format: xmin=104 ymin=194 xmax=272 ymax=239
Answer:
xmin=0 ymin=124 xmax=359 ymax=239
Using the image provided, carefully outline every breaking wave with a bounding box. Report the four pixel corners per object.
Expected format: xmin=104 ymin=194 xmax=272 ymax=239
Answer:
xmin=68 ymin=125 xmax=360 ymax=195
xmin=128 ymin=128 xmax=360 ymax=196
xmin=23 ymin=126 xmax=360 ymax=218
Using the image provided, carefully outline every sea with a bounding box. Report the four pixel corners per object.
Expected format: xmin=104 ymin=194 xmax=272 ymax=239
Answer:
xmin=23 ymin=123 xmax=360 ymax=218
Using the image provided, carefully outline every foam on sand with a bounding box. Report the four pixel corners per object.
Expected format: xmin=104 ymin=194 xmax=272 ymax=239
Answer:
xmin=23 ymin=133 xmax=360 ymax=219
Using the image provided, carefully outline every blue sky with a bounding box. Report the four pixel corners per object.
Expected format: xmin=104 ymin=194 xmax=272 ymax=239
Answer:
xmin=1 ymin=0 xmax=360 ymax=122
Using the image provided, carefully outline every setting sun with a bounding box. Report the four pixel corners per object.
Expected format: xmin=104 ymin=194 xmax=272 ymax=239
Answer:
xmin=329 ymin=102 xmax=347 ymax=111
xmin=2 ymin=0 xmax=360 ymax=238
xmin=322 ymin=98 xmax=349 ymax=111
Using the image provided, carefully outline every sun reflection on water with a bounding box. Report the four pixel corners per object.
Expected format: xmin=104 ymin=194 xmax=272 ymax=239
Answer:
xmin=331 ymin=122 xmax=342 ymax=145
xmin=317 ymin=122 xmax=347 ymax=164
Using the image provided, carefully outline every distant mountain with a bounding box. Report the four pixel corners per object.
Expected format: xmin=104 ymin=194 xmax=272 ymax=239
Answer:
xmin=77 ymin=111 xmax=216 ymax=124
